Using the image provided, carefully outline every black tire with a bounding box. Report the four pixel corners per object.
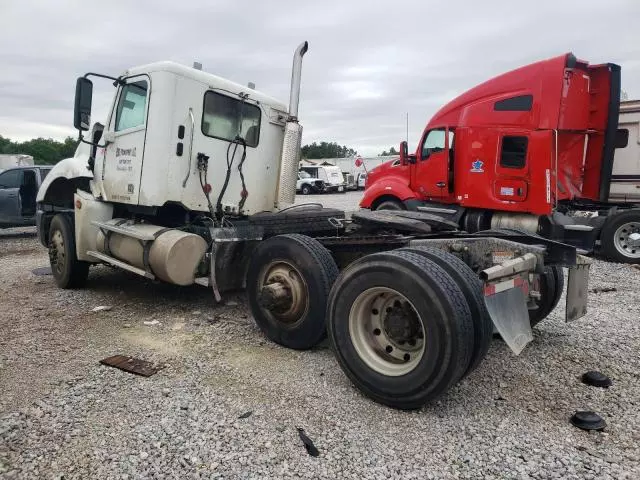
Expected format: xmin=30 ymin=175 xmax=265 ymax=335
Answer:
xmin=246 ymin=234 xmax=338 ymax=350
xmin=327 ymin=250 xmax=474 ymax=409
xmin=374 ymin=199 xmax=405 ymax=211
xmin=398 ymin=246 xmax=492 ymax=377
xmin=529 ymin=266 xmax=564 ymax=327
xmin=48 ymin=214 xmax=89 ymax=289
xmin=600 ymin=209 xmax=640 ymax=264
xmin=301 ymin=184 xmax=311 ymax=195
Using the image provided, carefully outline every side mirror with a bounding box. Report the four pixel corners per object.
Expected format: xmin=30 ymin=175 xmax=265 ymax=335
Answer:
xmin=399 ymin=141 xmax=408 ymax=165
xmin=74 ymin=77 xmax=93 ymax=131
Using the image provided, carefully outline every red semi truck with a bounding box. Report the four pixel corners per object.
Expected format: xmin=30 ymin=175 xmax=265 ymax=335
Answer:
xmin=360 ymin=53 xmax=640 ymax=263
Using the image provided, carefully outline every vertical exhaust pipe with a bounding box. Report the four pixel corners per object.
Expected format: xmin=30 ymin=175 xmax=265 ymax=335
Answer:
xmin=275 ymin=41 xmax=309 ymax=210
xmin=288 ymin=41 xmax=309 ymax=119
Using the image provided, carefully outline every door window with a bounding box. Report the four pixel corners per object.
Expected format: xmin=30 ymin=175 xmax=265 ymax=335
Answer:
xmin=0 ymin=169 xmax=22 ymax=188
xmin=421 ymin=129 xmax=454 ymax=160
xmin=115 ymin=80 xmax=148 ymax=131
xmin=500 ymin=136 xmax=528 ymax=169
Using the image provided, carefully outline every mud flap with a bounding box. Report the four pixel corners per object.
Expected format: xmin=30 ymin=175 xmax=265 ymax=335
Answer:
xmin=566 ymin=261 xmax=590 ymax=322
xmin=484 ymin=279 xmax=533 ymax=355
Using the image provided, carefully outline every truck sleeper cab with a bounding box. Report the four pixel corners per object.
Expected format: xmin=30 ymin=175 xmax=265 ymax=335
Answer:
xmin=362 ymin=53 xmax=640 ymax=263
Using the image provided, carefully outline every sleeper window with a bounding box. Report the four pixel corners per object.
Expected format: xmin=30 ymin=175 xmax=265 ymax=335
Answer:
xmin=202 ymin=91 xmax=261 ymax=147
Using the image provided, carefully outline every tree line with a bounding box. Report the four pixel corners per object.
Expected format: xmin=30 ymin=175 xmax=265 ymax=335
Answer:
xmin=1 ymin=134 xmax=399 ymax=163
xmin=0 ymin=135 xmax=78 ymax=165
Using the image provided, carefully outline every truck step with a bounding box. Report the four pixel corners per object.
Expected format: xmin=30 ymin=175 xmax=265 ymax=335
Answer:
xmin=416 ymin=206 xmax=458 ymax=215
xmin=562 ymin=224 xmax=595 ymax=232
xmin=86 ymin=250 xmax=155 ymax=279
xmin=91 ymin=221 xmax=156 ymax=241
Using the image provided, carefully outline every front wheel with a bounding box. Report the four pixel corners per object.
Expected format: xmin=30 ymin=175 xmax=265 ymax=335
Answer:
xmin=301 ymin=184 xmax=311 ymax=195
xmin=48 ymin=214 xmax=89 ymax=289
xmin=374 ymin=199 xmax=405 ymax=211
xmin=600 ymin=210 xmax=640 ymax=263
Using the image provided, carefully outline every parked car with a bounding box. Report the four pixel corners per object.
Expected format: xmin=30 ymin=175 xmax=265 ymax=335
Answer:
xmin=296 ymin=170 xmax=325 ymax=195
xmin=0 ymin=166 xmax=52 ymax=228
xmin=300 ymin=164 xmax=346 ymax=193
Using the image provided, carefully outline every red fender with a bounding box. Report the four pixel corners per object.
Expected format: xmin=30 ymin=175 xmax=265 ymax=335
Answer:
xmin=359 ymin=178 xmax=416 ymax=209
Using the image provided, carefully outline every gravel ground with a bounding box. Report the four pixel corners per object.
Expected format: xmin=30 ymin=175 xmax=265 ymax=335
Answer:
xmin=1 ymin=195 xmax=639 ymax=479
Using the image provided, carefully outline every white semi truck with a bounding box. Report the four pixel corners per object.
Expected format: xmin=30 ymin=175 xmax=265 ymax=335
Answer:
xmin=36 ymin=42 xmax=592 ymax=409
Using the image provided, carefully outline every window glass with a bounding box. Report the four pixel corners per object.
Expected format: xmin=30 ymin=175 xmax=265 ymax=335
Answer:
xmin=40 ymin=168 xmax=52 ymax=180
xmin=115 ymin=80 xmax=148 ymax=131
xmin=494 ymin=95 xmax=533 ymax=111
xmin=500 ymin=136 xmax=528 ymax=169
xmin=202 ymin=91 xmax=261 ymax=147
xmin=615 ymin=128 xmax=629 ymax=149
xmin=0 ymin=169 xmax=23 ymax=188
xmin=421 ymin=129 xmax=454 ymax=160
xmin=299 ymin=171 xmax=311 ymax=179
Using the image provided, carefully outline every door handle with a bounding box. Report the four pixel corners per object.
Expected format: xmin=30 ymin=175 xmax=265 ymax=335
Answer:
xmin=436 ymin=182 xmax=446 ymax=188
xmin=182 ymin=108 xmax=195 ymax=188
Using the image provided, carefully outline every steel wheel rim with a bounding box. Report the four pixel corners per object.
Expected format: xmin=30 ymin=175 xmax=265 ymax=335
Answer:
xmin=258 ymin=260 xmax=309 ymax=325
xmin=613 ymin=222 xmax=640 ymax=259
xmin=349 ymin=287 xmax=425 ymax=376
xmin=50 ymin=229 xmax=65 ymax=275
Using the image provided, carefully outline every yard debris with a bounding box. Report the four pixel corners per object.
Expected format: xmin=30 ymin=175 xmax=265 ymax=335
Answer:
xmin=581 ymin=371 xmax=612 ymax=388
xmin=226 ymin=300 xmax=239 ymax=306
xmin=632 ymin=264 xmax=640 ymax=272
xmin=591 ymin=286 xmax=617 ymax=293
xmin=238 ymin=411 xmax=253 ymax=419
xmin=143 ymin=320 xmax=161 ymax=326
xmin=570 ymin=411 xmax=606 ymax=431
xmin=31 ymin=266 xmax=52 ymax=276
xmin=92 ymin=305 xmax=112 ymax=312
xmin=99 ymin=355 xmax=159 ymax=377
xmin=297 ymin=427 xmax=320 ymax=457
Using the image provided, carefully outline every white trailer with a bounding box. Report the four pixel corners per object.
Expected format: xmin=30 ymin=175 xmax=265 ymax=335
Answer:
xmin=610 ymin=100 xmax=640 ymax=202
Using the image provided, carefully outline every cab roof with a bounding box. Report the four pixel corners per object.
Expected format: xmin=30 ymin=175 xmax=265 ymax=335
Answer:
xmin=124 ymin=61 xmax=288 ymax=112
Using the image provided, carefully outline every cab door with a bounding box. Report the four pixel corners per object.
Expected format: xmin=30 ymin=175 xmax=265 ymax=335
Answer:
xmin=412 ymin=128 xmax=454 ymax=199
xmin=0 ymin=169 xmax=23 ymax=225
xmin=102 ymin=75 xmax=150 ymax=204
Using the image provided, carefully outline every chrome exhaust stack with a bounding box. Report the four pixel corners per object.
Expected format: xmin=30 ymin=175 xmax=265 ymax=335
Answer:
xmin=288 ymin=41 xmax=308 ymax=119
xmin=275 ymin=41 xmax=308 ymax=210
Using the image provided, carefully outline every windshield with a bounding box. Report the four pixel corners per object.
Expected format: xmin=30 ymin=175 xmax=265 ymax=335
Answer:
xmin=299 ymin=171 xmax=311 ymax=179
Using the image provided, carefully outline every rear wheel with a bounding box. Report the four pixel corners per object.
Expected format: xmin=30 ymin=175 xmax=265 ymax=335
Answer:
xmin=374 ymin=198 xmax=405 ymax=211
xmin=48 ymin=214 xmax=89 ymax=289
xmin=528 ymin=266 xmax=564 ymax=327
xmin=600 ymin=210 xmax=640 ymax=263
xmin=398 ymin=246 xmax=493 ymax=377
xmin=327 ymin=250 xmax=474 ymax=409
xmin=246 ymin=234 xmax=338 ymax=350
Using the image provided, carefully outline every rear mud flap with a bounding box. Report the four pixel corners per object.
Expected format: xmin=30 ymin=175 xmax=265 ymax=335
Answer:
xmin=484 ymin=287 xmax=532 ymax=355
xmin=566 ymin=262 xmax=590 ymax=322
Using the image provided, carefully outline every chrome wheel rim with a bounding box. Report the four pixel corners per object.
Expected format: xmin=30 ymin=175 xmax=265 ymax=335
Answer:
xmin=613 ymin=222 xmax=640 ymax=259
xmin=349 ymin=287 xmax=425 ymax=376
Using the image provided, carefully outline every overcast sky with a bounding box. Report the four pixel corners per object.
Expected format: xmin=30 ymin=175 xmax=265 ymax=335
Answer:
xmin=1 ymin=0 xmax=639 ymax=156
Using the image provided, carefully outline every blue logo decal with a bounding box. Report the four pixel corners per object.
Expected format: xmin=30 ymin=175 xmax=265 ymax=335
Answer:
xmin=471 ymin=159 xmax=484 ymax=173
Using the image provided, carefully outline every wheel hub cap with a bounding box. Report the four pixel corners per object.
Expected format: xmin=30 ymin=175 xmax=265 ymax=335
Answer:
xmin=258 ymin=261 xmax=308 ymax=324
xmin=613 ymin=222 xmax=640 ymax=258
